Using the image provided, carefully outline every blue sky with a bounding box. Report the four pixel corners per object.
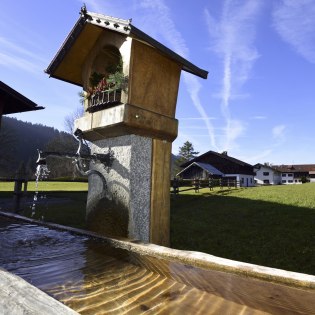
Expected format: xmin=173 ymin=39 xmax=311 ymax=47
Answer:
xmin=1 ymin=0 xmax=315 ymax=165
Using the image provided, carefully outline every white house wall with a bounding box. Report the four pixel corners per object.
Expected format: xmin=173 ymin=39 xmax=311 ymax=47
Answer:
xmin=254 ymin=166 xmax=281 ymax=185
xmin=281 ymin=173 xmax=302 ymax=184
xmin=225 ymin=174 xmax=254 ymax=187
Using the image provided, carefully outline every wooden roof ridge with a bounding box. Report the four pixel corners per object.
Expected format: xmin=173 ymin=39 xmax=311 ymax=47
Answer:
xmin=45 ymin=7 xmax=208 ymax=81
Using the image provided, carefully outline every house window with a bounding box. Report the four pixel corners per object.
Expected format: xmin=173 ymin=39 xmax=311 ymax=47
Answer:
xmin=264 ymin=179 xmax=270 ymax=184
xmin=282 ymin=174 xmax=286 ymax=177
xmin=288 ymin=173 xmax=293 ymax=177
xmin=263 ymin=172 xmax=269 ymax=176
xmin=282 ymin=180 xmax=286 ymax=183
xmin=288 ymin=180 xmax=293 ymax=183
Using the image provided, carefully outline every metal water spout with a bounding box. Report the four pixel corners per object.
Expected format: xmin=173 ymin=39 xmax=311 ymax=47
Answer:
xmin=35 ymin=128 xmax=115 ymax=173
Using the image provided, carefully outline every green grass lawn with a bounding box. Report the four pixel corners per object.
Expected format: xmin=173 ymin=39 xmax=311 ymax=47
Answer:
xmin=0 ymin=181 xmax=88 ymax=229
xmin=171 ymin=184 xmax=315 ymax=275
xmin=1 ymin=181 xmax=314 ymax=274
xmin=0 ymin=181 xmax=88 ymax=192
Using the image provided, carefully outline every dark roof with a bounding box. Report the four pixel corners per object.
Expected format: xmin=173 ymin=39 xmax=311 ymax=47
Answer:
xmin=45 ymin=8 xmax=208 ymax=86
xmin=273 ymin=164 xmax=315 ymax=173
xmin=177 ymin=162 xmax=223 ymax=177
xmin=253 ymin=163 xmax=281 ymax=173
xmin=0 ymin=81 xmax=44 ymax=115
xmin=181 ymin=150 xmax=254 ymax=175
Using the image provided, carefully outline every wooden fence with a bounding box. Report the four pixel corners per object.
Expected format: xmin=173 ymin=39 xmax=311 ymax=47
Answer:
xmin=170 ymin=178 xmax=240 ymax=194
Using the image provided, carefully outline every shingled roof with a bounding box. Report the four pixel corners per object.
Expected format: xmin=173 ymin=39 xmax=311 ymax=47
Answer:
xmin=273 ymin=164 xmax=315 ymax=173
xmin=180 ymin=150 xmax=254 ymax=175
xmin=45 ymin=6 xmax=208 ymax=86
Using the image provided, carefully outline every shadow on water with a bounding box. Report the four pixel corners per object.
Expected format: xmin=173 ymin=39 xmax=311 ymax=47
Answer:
xmin=171 ymin=192 xmax=315 ymax=275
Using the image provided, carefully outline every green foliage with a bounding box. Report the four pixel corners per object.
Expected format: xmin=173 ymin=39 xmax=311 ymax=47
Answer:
xmin=89 ymin=71 xmax=105 ymax=88
xmin=0 ymin=117 xmax=62 ymax=178
xmin=107 ymin=71 xmax=127 ymax=91
xmin=105 ymin=56 xmax=123 ymax=74
xmin=83 ymin=57 xmax=127 ymax=101
xmin=172 ymin=141 xmax=199 ymax=177
xmin=178 ymin=141 xmax=199 ymax=162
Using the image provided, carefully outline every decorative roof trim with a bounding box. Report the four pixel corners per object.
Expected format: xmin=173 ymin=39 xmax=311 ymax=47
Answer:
xmin=45 ymin=9 xmax=208 ymax=80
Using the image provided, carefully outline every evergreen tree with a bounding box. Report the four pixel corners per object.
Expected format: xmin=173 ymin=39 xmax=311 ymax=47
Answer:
xmin=178 ymin=141 xmax=199 ymax=162
xmin=172 ymin=141 xmax=199 ymax=177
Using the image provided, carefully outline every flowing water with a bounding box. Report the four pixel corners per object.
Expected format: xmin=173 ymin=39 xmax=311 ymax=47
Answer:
xmin=0 ymin=216 xmax=314 ymax=315
xmin=30 ymin=164 xmax=50 ymax=219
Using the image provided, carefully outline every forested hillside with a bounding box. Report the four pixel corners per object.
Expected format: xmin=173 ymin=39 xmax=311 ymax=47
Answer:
xmin=0 ymin=117 xmax=78 ymax=178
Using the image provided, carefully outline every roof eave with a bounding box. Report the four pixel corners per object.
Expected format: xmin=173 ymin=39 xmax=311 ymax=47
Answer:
xmin=130 ymin=26 xmax=208 ymax=79
xmin=0 ymin=81 xmax=44 ymax=114
xmin=45 ymin=10 xmax=208 ymax=81
xmin=45 ymin=15 xmax=87 ymax=76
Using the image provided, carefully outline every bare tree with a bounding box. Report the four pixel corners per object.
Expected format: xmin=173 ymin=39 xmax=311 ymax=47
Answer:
xmin=64 ymin=106 xmax=84 ymax=134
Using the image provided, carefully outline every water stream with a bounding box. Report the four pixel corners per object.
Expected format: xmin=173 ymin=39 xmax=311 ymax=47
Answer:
xmin=30 ymin=164 xmax=50 ymax=219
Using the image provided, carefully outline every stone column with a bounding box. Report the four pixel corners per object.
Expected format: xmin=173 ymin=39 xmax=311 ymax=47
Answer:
xmin=86 ymin=135 xmax=153 ymax=241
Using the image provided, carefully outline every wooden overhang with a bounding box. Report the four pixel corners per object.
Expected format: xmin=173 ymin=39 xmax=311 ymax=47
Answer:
xmin=0 ymin=81 xmax=44 ymax=115
xmin=45 ymin=8 xmax=208 ymax=86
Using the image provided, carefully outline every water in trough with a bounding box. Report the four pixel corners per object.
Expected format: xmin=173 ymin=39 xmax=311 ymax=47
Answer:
xmin=0 ymin=215 xmax=314 ymax=314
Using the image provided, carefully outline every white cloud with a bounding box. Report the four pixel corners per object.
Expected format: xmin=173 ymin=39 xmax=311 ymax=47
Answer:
xmin=251 ymin=115 xmax=267 ymax=120
xmin=0 ymin=52 xmax=40 ymax=74
xmin=135 ymin=0 xmax=218 ymax=150
xmin=0 ymin=37 xmax=45 ymax=74
xmin=272 ymin=124 xmax=286 ymax=141
xmin=205 ymin=0 xmax=262 ymax=152
xmin=241 ymin=149 xmax=273 ymax=164
xmin=273 ymin=0 xmax=315 ymax=64
xmin=179 ymin=117 xmax=216 ymax=121
xmin=222 ymin=119 xmax=246 ymax=150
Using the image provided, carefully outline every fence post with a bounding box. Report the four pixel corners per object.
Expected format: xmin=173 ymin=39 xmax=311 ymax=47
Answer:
xmin=13 ymin=163 xmax=28 ymax=212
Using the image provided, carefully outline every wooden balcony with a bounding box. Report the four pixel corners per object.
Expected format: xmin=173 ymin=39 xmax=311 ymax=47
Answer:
xmin=87 ymin=89 xmax=122 ymax=113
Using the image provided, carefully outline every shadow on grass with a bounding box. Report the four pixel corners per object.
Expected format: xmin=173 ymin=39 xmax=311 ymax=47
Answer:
xmin=170 ymin=193 xmax=315 ymax=275
xmin=0 ymin=191 xmax=87 ymax=230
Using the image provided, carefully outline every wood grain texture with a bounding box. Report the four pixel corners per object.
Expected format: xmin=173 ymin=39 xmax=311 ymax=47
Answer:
xmin=129 ymin=40 xmax=181 ymax=118
xmin=150 ymin=139 xmax=172 ymax=246
xmin=0 ymin=269 xmax=79 ymax=315
xmin=54 ymin=24 xmax=103 ymax=86
xmin=76 ymin=104 xmax=178 ymax=142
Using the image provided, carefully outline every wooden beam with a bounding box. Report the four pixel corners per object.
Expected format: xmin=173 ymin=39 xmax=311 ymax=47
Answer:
xmin=150 ymin=139 xmax=171 ymax=246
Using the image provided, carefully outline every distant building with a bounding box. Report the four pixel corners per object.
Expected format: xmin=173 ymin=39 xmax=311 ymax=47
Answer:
xmin=273 ymin=164 xmax=315 ymax=184
xmin=254 ymin=163 xmax=281 ymax=185
xmin=177 ymin=150 xmax=255 ymax=187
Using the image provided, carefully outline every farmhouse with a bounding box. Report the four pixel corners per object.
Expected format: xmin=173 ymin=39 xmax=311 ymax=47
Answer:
xmin=254 ymin=163 xmax=281 ymax=185
xmin=273 ymin=164 xmax=315 ymax=184
xmin=177 ymin=150 xmax=255 ymax=187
